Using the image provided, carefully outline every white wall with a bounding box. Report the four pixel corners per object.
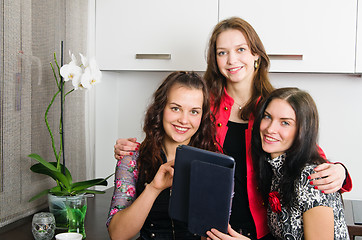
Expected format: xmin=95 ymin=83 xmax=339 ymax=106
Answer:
xmin=95 ymin=71 xmax=167 ymax=190
xmin=95 ymin=71 xmax=362 ymax=200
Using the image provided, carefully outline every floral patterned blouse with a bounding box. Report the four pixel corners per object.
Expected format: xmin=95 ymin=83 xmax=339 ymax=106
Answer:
xmin=106 ymin=152 xmax=139 ymax=227
xmin=266 ymin=154 xmax=348 ymax=240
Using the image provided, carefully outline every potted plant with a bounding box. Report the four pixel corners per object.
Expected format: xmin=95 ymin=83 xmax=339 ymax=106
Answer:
xmin=28 ymin=51 xmax=112 ymax=229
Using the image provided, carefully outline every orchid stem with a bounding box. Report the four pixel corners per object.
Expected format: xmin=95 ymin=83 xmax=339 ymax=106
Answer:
xmin=50 ymin=62 xmax=60 ymax=89
xmin=44 ymin=89 xmax=61 ymax=165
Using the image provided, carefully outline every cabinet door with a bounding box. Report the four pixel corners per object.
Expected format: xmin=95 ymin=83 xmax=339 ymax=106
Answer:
xmin=96 ymin=0 xmax=218 ymax=71
xmin=356 ymin=0 xmax=362 ymax=73
xmin=219 ymin=0 xmax=357 ymax=73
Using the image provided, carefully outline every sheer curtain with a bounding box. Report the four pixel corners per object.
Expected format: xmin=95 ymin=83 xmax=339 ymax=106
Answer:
xmin=0 ymin=0 xmax=89 ymax=227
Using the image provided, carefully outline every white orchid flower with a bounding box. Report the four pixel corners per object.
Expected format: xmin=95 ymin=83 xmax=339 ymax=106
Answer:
xmin=80 ymin=58 xmax=102 ymax=89
xmin=60 ymin=62 xmax=82 ymax=84
xmin=60 ymin=53 xmax=101 ymax=90
xmin=79 ymin=53 xmax=88 ymax=68
xmin=71 ymin=72 xmax=84 ymax=90
xmin=69 ymin=51 xmax=78 ymax=65
xmin=80 ymin=67 xmax=92 ymax=89
xmin=89 ymin=58 xmax=102 ymax=82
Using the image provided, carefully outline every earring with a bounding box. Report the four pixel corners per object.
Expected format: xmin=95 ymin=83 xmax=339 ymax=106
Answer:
xmin=254 ymin=59 xmax=259 ymax=69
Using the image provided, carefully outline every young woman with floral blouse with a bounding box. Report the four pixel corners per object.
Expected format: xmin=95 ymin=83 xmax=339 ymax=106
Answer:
xmin=107 ymin=71 xmax=218 ymax=240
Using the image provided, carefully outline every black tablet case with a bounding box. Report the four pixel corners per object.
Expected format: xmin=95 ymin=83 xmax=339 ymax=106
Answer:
xmin=169 ymin=145 xmax=235 ymax=236
xmin=188 ymin=160 xmax=234 ymax=236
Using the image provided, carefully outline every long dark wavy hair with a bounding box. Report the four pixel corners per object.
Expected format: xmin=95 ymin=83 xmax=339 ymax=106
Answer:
xmin=251 ymin=88 xmax=326 ymax=207
xmin=137 ymin=71 xmax=218 ymax=186
xmin=204 ymin=17 xmax=274 ymax=120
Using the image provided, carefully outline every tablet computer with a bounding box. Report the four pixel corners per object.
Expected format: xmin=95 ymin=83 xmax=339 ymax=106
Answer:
xmin=169 ymin=145 xmax=235 ymax=236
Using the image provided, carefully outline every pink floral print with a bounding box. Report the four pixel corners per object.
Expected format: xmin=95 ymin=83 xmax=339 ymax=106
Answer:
xmin=106 ymin=151 xmax=139 ymax=227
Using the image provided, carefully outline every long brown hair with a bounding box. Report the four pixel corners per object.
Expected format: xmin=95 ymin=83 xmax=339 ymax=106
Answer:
xmin=137 ymin=71 xmax=218 ymax=185
xmin=251 ymin=88 xmax=326 ymax=207
xmin=204 ymin=17 xmax=274 ymax=119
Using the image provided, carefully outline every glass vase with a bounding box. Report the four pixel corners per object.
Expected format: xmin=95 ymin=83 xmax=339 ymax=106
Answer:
xmin=66 ymin=195 xmax=87 ymax=239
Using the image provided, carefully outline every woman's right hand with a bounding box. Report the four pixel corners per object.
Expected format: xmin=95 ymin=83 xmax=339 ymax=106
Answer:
xmin=149 ymin=160 xmax=175 ymax=192
xmin=114 ymin=138 xmax=140 ymax=160
xmin=206 ymin=225 xmax=250 ymax=240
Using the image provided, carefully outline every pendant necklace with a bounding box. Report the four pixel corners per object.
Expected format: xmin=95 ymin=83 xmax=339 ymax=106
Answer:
xmin=234 ymin=101 xmax=243 ymax=110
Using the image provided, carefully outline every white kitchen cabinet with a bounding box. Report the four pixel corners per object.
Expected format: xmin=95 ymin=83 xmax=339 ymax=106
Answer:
xmin=356 ymin=0 xmax=362 ymax=73
xmin=219 ymin=0 xmax=358 ymax=73
xmin=95 ymin=0 xmax=218 ymax=71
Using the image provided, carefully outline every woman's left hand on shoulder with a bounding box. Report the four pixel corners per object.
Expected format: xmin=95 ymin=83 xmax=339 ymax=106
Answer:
xmin=309 ymin=163 xmax=346 ymax=194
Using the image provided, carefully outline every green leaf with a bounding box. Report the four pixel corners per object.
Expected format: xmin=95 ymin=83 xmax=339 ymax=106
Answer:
xmin=28 ymin=154 xmax=114 ymax=196
xmin=49 ymin=186 xmax=75 ymax=196
xmin=70 ymin=178 xmax=108 ymax=192
xmin=30 ymin=162 xmax=72 ymax=184
xmin=53 ymin=162 xmax=72 ymax=183
xmin=29 ymin=185 xmax=70 ymax=201
xmin=28 ymin=154 xmax=58 ymax=171
xmin=29 ymin=156 xmax=71 ymax=191
xmin=70 ymin=173 xmax=113 ymax=193
xmin=49 ymin=185 xmax=62 ymax=193
xmin=78 ymin=189 xmax=106 ymax=195
xmin=49 ymin=190 xmax=71 ymax=196
xmin=30 ymin=163 xmax=71 ymax=190
xmin=29 ymin=189 xmax=51 ymax=202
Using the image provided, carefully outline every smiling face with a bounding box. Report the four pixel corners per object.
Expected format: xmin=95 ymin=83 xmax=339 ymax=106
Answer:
xmin=162 ymin=84 xmax=203 ymax=148
xmin=216 ymin=29 xmax=259 ymax=85
xmin=260 ymin=98 xmax=297 ymax=159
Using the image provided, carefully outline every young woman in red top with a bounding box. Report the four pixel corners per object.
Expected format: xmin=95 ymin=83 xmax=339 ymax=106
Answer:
xmin=113 ymin=17 xmax=351 ymax=240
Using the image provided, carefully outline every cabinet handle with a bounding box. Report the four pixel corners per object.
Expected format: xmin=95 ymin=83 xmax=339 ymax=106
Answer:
xmin=135 ymin=54 xmax=171 ymax=60
xmin=268 ymin=54 xmax=303 ymax=60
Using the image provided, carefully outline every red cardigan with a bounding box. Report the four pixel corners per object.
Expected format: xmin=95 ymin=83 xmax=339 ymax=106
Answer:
xmin=211 ymin=89 xmax=352 ymax=239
